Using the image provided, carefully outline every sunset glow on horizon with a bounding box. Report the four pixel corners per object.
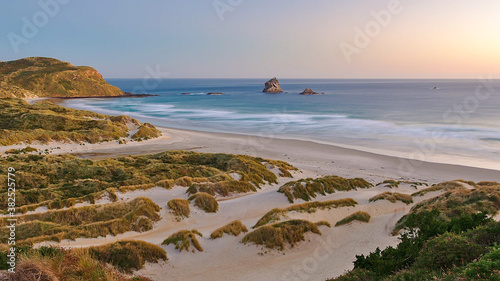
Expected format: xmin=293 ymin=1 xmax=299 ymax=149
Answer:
xmin=1 ymin=0 xmax=499 ymax=78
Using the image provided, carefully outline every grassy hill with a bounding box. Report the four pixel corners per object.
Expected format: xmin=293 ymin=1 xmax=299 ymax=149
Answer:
xmin=0 ymin=98 xmax=161 ymax=146
xmin=0 ymin=57 xmax=124 ymax=98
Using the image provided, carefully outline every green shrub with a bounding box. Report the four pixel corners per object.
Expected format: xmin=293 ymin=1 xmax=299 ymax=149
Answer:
xmin=462 ymin=245 xmax=500 ymax=280
xmin=396 ymin=185 xmax=500 ymax=233
xmin=415 ymin=232 xmax=484 ymax=270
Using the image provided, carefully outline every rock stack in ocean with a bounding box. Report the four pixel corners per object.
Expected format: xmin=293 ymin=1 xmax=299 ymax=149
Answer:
xmin=262 ymin=77 xmax=283 ymax=93
xmin=299 ymin=88 xmax=324 ymax=95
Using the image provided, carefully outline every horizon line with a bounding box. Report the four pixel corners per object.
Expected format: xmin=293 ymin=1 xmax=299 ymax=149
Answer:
xmin=104 ymin=77 xmax=495 ymax=80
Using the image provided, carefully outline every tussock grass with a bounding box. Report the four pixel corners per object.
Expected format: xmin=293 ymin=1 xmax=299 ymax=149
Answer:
xmin=118 ymin=183 xmax=156 ymax=193
xmin=477 ymin=181 xmax=500 ymax=187
xmin=335 ymin=211 xmax=371 ymax=226
xmin=162 ymin=230 xmax=203 ymax=252
xmin=167 ymin=199 xmax=190 ymax=219
xmin=377 ymin=180 xmax=428 ymax=189
xmin=0 ymin=151 xmax=295 ymax=210
xmin=278 ymin=176 xmax=373 ymax=203
xmin=187 ymin=180 xmax=257 ymax=197
xmin=315 ymin=220 xmax=332 ymax=228
xmin=5 ymin=146 xmax=38 ymax=154
xmin=132 ymin=123 xmax=161 ymax=140
xmin=457 ymin=179 xmax=478 ymax=187
xmin=412 ymin=181 xmax=463 ymax=197
xmin=253 ymin=198 xmax=357 ymax=228
xmin=0 ymin=151 xmax=295 ymax=245
xmin=189 ymin=192 xmax=219 ymax=213
xmin=155 ymin=179 xmax=175 ymax=189
xmin=242 ymin=220 xmax=323 ymax=250
xmin=369 ymin=192 xmax=413 ymax=204
xmin=0 ymin=197 xmax=161 ymax=245
xmin=0 ymin=246 xmax=153 ymax=280
xmin=89 ymin=240 xmax=167 ymax=273
xmin=175 ymin=176 xmax=193 ymax=187
xmin=211 ymin=220 xmax=248 ymax=239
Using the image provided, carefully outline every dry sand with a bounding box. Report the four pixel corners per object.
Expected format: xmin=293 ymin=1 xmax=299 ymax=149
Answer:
xmin=9 ymin=127 xmax=499 ymax=281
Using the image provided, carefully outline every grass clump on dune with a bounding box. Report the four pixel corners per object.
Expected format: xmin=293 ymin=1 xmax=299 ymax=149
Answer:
xmin=369 ymin=192 xmax=413 ymax=204
xmin=412 ymin=180 xmax=463 ymax=197
xmin=187 ymin=179 xmax=257 ymax=197
xmin=477 ymin=181 xmax=500 ymax=187
xmin=315 ymin=220 xmax=332 ymax=228
xmin=376 ymin=180 xmax=428 ymax=189
xmin=168 ymin=199 xmax=190 ymax=219
xmin=253 ymin=198 xmax=357 ymax=228
xmin=0 ymin=197 xmax=161 ymax=245
xmin=242 ymin=220 xmax=325 ymax=250
xmin=278 ymin=176 xmax=373 ymax=203
xmin=0 ymin=246 xmax=153 ymax=280
xmin=5 ymin=146 xmax=38 ymax=154
xmin=89 ymin=240 xmax=167 ymax=273
xmin=132 ymin=123 xmax=161 ymax=140
xmin=335 ymin=211 xmax=371 ymax=227
xmin=175 ymin=176 xmax=194 ymax=187
xmin=162 ymin=230 xmax=203 ymax=252
xmin=211 ymin=220 xmax=248 ymax=239
xmin=155 ymin=179 xmax=175 ymax=189
xmin=189 ymin=192 xmax=219 ymax=213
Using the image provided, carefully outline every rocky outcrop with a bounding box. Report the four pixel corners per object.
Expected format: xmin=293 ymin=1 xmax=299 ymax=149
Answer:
xmin=0 ymin=57 xmax=124 ymax=98
xmin=263 ymin=77 xmax=283 ymax=93
xmin=207 ymin=92 xmax=224 ymax=95
xmin=299 ymin=88 xmax=324 ymax=95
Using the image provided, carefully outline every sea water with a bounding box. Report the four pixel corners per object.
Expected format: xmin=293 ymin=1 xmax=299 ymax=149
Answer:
xmin=60 ymin=79 xmax=500 ymax=171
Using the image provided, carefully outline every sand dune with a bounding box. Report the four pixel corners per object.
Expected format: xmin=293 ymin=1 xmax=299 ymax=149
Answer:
xmin=16 ymin=127 xmax=500 ymax=280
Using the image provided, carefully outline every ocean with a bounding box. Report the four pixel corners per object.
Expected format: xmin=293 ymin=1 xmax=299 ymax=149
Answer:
xmin=60 ymin=79 xmax=500 ymax=171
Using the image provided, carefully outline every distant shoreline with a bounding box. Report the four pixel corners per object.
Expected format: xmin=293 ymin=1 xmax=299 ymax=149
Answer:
xmin=49 ymin=96 xmax=500 ymax=174
xmin=46 ymin=92 xmax=158 ymax=99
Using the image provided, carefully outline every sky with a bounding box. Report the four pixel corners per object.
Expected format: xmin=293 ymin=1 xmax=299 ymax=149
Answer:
xmin=1 ymin=0 xmax=499 ymax=78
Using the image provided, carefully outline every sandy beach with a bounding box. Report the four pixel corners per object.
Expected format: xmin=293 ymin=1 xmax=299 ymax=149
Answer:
xmin=4 ymin=126 xmax=494 ymax=280
xmin=4 ymin=126 xmax=498 ymax=183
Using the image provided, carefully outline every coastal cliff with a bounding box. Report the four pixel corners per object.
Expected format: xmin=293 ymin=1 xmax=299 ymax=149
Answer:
xmin=0 ymin=57 xmax=124 ymax=98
